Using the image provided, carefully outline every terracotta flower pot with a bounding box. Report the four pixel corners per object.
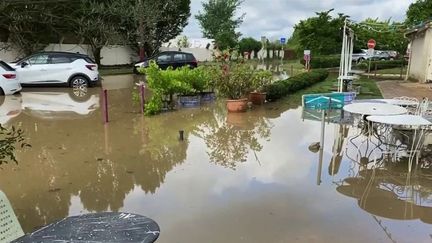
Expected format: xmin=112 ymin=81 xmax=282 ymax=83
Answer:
xmin=226 ymin=98 xmax=248 ymax=112
xmin=249 ymin=92 xmax=267 ymax=105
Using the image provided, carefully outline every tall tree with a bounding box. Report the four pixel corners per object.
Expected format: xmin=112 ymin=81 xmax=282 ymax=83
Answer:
xmin=352 ymin=19 xmax=408 ymax=54
xmin=291 ymin=9 xmax=347 ymax=55
xmin=406 ymin=0 xmax=432 ymax=26
xmin=0 ymin=1 xmax=68 ymax=55
xmin=196 ymin=0 xmax=245 ymax=50
xmin=238 ymin=37 xmax=261 ymax=59
xmin=117 ymin=0 xmax=191 ymax=57
xmin=72 ymin=0 xmax=124 ymax=65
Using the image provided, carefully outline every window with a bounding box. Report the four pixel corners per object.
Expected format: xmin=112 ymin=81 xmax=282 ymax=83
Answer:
xmin=0 ymin=61 xmax=14 ymax=71
xmin=157 ymin=54 xmax=171 ymax=62
xmin=173 ymin=54 xmax=186 ymax=61
xmin=27 ymin=54 xmax=49 ymax=65
xmin=50 ymin=55 xmax=71 ymax=64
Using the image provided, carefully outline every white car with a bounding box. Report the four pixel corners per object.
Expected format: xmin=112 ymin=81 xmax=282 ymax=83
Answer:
xmin=10 ymin=52 xmax=100 ymax=87
xmin=0 ymin=61 xmax=22 ymax=95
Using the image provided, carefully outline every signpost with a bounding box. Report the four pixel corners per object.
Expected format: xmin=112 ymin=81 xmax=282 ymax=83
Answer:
xmin=367 ymin=39 xmax=376 ymax=77
xmin=304 ymin=50 xmax=311 ymax=71
xmin=280 ymin=37 xmax=286 ymax=45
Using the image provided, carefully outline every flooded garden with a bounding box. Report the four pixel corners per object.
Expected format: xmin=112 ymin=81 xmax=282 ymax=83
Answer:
xmin=0 ymin=73 xmax=430 ymax=242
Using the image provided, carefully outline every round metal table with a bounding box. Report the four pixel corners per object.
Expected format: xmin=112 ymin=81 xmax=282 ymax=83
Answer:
xmin=12 ymin=212 xmax=160 ymax=243
xmin=343 ymin=102 xmax=408 ymax=116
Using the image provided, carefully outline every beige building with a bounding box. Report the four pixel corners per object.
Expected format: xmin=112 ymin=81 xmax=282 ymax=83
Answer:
xmin=406 ymin=21 xmax=432 ymax=83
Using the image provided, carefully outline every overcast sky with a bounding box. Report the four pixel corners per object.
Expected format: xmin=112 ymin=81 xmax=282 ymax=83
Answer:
xmin=182 ymin=0 xmax=416 ymax=40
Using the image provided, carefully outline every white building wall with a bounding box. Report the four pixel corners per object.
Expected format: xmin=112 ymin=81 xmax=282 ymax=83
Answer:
xmin=408 ymin=29 xmax=432 ymax=82
xmin=0 ymin=42 xmax=139 ymax=65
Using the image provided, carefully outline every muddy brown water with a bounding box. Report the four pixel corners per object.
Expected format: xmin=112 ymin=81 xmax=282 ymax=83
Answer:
xmin=0 ymin=75 xmax=431 ymax=243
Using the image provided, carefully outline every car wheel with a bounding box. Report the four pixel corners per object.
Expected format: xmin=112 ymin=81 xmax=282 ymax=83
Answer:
xmin=70 ymin=76 xmax=89 ymax=88
xmin=69 ymin=86 xmax=90 ymax=102
xmin=380 ymin=58 xmax=386 ymax=61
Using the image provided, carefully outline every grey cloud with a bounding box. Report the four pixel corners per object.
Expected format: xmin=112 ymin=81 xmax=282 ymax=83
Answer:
xmin=183 ymin=0 xmax=415 ymax=40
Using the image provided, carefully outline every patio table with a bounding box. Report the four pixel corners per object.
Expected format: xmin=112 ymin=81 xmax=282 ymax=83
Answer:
xmin=12 ymin=212 xmax=160 ymax=243
xmin=382 ymin=99 xmax=419 ymax=107
xmin=366 ymin=115 xmax=432 ymax=127
xmin=366 ymin=115 xmax=432 ymax=172
xmin=343 ymin=103 xmax=407 ymax=116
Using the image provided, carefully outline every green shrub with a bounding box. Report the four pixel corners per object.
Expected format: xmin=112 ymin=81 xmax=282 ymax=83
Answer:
xmin=355 ymin=59 xmax=408 ymax=71
xmin=300 ymin=56 xmax=340 ymax=68
xmin=264 ymin=69 xmax=329 ymax=101
xmin=140 ymin=62 xmax=214 ymax=115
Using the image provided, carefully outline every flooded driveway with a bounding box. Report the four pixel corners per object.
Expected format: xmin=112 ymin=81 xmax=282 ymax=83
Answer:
xmin=0 ymin=75 xmax=431 ymax=243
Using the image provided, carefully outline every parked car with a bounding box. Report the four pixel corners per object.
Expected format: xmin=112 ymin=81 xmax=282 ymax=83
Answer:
xmin=133 ymin=51 xmax=198 ymax=74
xmin=0 ymin=61 xmax=22 ymax=95
xmin=10 ymin=52 xmax=100 ymax=88
xmin=352 ymin=49 xmax=393 ymax=63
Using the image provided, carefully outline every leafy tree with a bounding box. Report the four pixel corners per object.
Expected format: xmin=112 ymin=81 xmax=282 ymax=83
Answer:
xmin=238 ymin=37 xmax=261 ymax=59
xmin=116 ymin=0 xmax=191 ymax=57
xmin=291 ymin=9 xmax=347 ymax=55
xmin=406 ymin=0 xmax=432 ymax=26
xmin=72 ymin=0 xmax=124 ymax=65
xmin=196 ymin=0 xmax=245 ymax=50
xmin=0 ymin=1 xmax=69 ymax=55
xmin=352 ymin=19 xmax=408 ymax=54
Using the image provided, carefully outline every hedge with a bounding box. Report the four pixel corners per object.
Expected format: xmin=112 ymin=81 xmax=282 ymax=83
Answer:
xmin=300 ymin=56 xmax=340 ymax=68
xmin=355 ymin=59 xmax=408 ymax=71
xmin=264 ymin=69 xmax=329 ymax=101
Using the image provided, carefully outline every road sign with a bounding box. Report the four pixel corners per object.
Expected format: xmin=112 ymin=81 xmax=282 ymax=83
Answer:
xmin=304 ymin=54 xmax=311 ymax=61
xmin=367 ymin=39 xmax=376 ymax=49
xmin=304 ymin=50 xmax=311 ymax=55
xmin=367 ymin=48 xmax=374 ymax=56
xmin=280 ymin=37 xmax=286 ymax=44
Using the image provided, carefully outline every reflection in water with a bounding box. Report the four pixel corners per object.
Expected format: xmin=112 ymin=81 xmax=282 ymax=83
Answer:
xmin=310 ymin=107 xmax=432 ymax=242
xmin=21 ymin=88 xmax=99 ymax=120
xmin=0 ymin=95 xmax=22 ymax=125
xmin=197 ymin=108 xmax=273 ymax=169
xmin=0 ymin=78 xmax=432 ymax=241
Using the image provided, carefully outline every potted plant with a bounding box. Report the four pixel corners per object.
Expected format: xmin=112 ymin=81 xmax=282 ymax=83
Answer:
xmin=215 ymin=63 xmax=255 ymax=112
xmin=249 ymin=70 xmax=272 ymax=105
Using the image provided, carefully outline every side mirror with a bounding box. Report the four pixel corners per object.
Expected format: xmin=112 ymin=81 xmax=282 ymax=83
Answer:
xmin=21 ymin=62 xmax=29 ymax=68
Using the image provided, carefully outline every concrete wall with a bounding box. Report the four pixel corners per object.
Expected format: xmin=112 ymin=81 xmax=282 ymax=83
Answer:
xmin=408 ymin=29 xmax=432 ymax=82
xmin=0 ymin=42 xmax=139 ymax=65
xmin=0 ymin=42 xmax=287 ymax=65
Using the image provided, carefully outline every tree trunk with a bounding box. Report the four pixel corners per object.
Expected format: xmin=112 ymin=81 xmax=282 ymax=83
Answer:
xmin=92 ymin=46 xmax=102 ymax=66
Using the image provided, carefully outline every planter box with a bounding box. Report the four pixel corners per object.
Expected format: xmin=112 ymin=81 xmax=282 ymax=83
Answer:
xmin=178 ymin=95 xmax=201 ymax=108
xmin=200 ymin=92 xmax=216 ymax=102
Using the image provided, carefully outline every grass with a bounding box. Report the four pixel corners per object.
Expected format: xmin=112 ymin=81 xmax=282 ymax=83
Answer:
xmin=374 ymin=67 xmax=405 ymax=75
xmin=281 ymin=73 xmax=383 ymax=105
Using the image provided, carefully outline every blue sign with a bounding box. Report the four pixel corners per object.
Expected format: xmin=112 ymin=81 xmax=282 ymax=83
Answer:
xmin=280 ymin=37 xmax=286 ymax=44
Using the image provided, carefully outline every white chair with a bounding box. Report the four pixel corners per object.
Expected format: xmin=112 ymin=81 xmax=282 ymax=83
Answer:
xmin=394 ymin=96 xmax=419 ymax=114
xmin=416 ymin=97 xmax=432 ymax=117
xmin=0 ymin=191 xmax=24 ymax=242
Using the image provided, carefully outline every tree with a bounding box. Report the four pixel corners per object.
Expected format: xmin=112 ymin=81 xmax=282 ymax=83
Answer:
xmin=196 ymin=0 xmax=245 ymax=50
xmin=72 ymin=0 xmax=125 ymax=65
xmin=238 ymin=37 xmax=261 ymax=59
xmin=406 ymin=0 xmax=432 ymax=27
xmin=117 ymin=0 xmax=191 ymax=57
xmin=291 ymin=9 xmax=347 ymax=55
xmin=0 ymin=1 xmax=69 ymax=55
xmin=352 ymin=19 xmax=408 ymax=54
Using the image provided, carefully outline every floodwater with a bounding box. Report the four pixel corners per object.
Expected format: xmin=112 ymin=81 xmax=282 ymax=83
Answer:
xmin=0 ymin=75 xmax=431 ymax=243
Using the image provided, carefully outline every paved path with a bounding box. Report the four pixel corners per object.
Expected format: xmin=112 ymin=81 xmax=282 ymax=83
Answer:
xmin=377 ymin=80 xmax=432 ymax=99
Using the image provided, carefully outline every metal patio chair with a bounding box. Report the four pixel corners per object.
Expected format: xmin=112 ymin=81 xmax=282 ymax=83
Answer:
xmin=0 ymin=191 xmax=24 ymax=243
